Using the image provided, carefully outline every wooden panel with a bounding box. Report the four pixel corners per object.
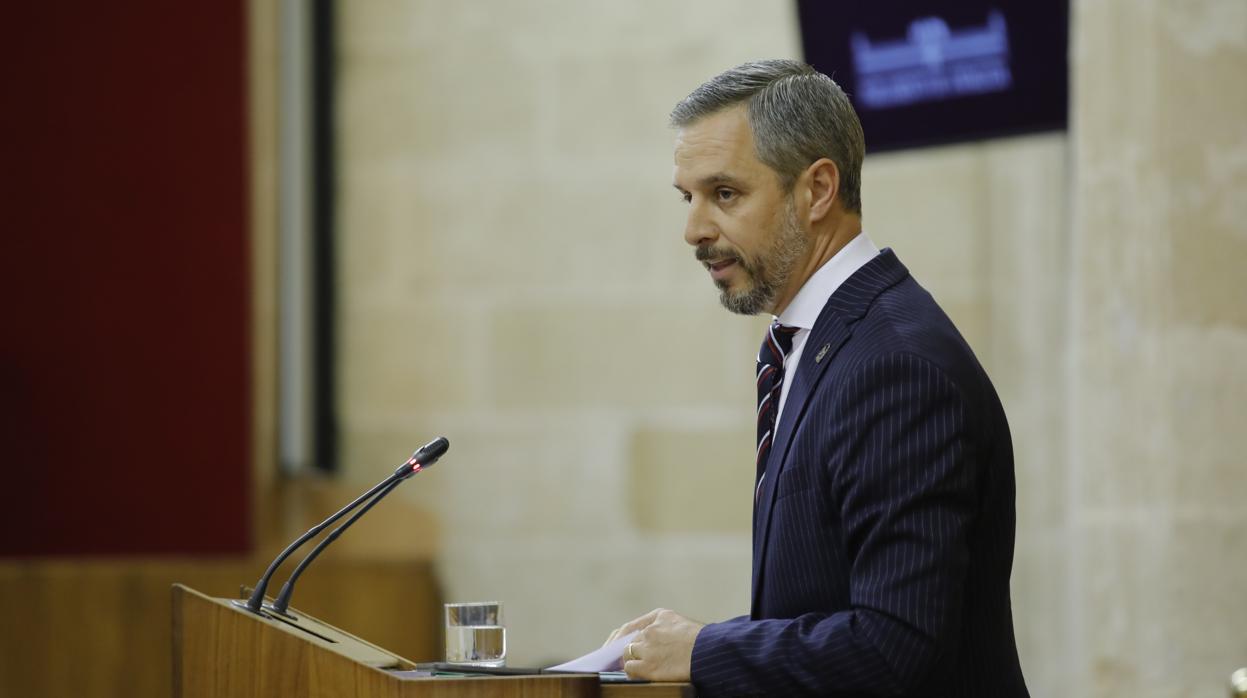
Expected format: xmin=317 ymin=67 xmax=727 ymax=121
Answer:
xmin=0 ymin=558 xmax=441 ymax=698
xmin=175 ymin=585 xmax=599 ymax=698
xmin=0 ymin=560 xmax=696 ymax=697
xmin=602 ymin=685 xmax=695 ymax=698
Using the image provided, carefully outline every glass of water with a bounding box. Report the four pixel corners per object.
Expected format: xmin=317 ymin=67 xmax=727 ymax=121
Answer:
xmin=444 ymin=601 xmax=506 ymax=667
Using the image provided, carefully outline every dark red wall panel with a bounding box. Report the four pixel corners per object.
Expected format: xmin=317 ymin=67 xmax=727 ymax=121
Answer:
xmin=0 ymin=2 xmax=252 ymax=555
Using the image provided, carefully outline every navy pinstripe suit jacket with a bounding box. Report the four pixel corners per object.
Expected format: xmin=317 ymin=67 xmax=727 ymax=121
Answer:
xmin=691 ymin=250 xmax=1029 ymax=697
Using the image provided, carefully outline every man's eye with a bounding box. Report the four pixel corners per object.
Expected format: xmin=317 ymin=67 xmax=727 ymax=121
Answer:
xmin=681 ymin=192 xmax=692 ymax=203
xmin=716 ymin=188 xmax=735 ymax=201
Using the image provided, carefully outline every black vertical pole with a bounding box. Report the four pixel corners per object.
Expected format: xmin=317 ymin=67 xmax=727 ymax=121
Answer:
xmin=310 ymin=0 xmax=337 ymax=473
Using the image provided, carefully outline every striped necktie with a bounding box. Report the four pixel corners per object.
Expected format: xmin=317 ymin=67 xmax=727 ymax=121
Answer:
xmin=756 ymin=321 xmax=799 ymax=500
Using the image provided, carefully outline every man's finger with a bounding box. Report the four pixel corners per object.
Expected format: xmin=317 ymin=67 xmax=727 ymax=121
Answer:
xmin=603 ymin=623 xmax=636 ymax=646
xmin=623 ymin=658 xmax=646 ymax=679
xmin=618 ymin=609 xmax=663 ymax=635
xmin=618 ymin=638 xmax=635 ymax=667
xmin=603 ymin=608 xmax=663 ymax=646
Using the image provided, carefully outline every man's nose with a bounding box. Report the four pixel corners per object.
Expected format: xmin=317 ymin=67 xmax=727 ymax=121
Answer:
xmin=683 ymin=202 xmax=718 ymax=248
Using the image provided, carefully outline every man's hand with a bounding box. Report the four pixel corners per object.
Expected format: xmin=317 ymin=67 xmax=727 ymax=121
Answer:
xmin=604 ymin=608 xmax=705 ymax=682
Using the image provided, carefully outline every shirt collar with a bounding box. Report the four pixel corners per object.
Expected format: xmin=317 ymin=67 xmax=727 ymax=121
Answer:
xmin=776 ymin=232 xmax=880 ymax=331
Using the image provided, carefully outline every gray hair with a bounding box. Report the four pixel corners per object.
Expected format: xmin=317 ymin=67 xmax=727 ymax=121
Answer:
xmin=670 ymin=59 xmax=865 ymax=215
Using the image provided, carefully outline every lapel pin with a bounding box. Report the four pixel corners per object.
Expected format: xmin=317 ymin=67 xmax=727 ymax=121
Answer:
xmin=814 ymin=343 xmax=831 ymax=364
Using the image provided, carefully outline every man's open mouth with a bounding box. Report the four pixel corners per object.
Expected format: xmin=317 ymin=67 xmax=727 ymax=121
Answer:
xmin=706 ymin=258 xmax=738 ymax=280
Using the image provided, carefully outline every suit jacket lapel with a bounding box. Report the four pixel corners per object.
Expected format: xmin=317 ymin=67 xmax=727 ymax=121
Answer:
xmin=749 ymin=248 xmax=911 ymax=616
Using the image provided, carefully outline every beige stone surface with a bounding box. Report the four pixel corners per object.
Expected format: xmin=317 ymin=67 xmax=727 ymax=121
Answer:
xmin=339 ymin=303 xmax=481 ymax=412
xmin=628 ymin=425 xmax=755 ymax=534
xmin=332 ymin=0 xmax=1247 ymax=691
xmin=1067 ymin=1 xmax=1247 ymax=695
xmin=334 ymin=0 xmax=798 ymax=666
xmin=488 ymin=300 xmax=760 ymax=409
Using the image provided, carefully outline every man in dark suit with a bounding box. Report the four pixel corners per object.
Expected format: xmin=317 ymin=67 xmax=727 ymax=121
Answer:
xmin=606 ymin=60 xmax=1029 ymax=696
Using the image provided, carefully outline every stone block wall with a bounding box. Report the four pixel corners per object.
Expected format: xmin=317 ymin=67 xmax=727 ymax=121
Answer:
xmin=332 ymin=1 xmax=1247 ymax=693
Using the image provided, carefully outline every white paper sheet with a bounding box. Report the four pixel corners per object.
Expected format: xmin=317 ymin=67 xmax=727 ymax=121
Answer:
xmin=545 ymin=631 xmax=638 ymax=673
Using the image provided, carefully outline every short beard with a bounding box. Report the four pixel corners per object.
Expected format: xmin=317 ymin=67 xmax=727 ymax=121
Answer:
xmin=707 ymin=200 xmax=807 ymax=316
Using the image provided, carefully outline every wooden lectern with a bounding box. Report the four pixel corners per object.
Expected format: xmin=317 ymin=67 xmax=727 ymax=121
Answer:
xmin=172 ymin=584 xmax=692 ymax=698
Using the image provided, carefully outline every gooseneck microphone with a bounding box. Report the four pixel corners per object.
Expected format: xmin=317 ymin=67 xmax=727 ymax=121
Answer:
xmin=241 ymin=436 xmax=450 ymax=615
xmin=269 ymin=477 xmax=403 ymax=615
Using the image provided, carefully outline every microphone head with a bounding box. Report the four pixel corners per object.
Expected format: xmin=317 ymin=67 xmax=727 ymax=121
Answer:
xmin=411 ymin=436 xmax=450 ymax=468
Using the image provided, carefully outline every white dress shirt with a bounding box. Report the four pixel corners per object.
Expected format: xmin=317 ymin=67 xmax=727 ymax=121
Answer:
xmin=773 ymin=232 xmax=880 ymax=425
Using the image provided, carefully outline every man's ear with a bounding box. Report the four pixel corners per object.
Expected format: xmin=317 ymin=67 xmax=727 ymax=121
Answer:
xmin=803 ymin=158 xmax=841 ymax=223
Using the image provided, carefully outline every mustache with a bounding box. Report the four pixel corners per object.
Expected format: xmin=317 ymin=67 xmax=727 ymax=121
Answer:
xmin=694 ymin=245 xmax=742 ymax=264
